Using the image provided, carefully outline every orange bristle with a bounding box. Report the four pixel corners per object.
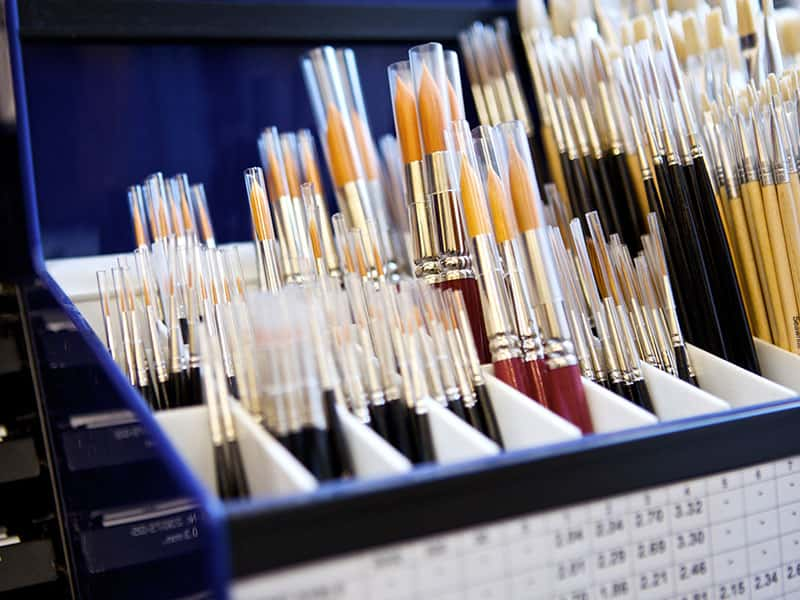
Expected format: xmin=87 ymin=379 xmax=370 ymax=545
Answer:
xmin=487 ymin=167 xmax=517 ymax=243
xmin=459 ymin=155 xmax=492 ymax=237
xmin=507 ymin=142 xmax=540 ymax=232
xmin=352 ymin=111 xmax=380 ymax=180
xmin=417 ymin=65 xmax=447 ymax=153
xmin=393 ymin=75 xmax=423 ymax=164
xmin=326 ymin=103 xmax=358 ymax=187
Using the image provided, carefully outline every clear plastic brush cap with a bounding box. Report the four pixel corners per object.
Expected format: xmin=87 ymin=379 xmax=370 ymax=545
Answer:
xmin=444 ymin=50 xmax=466 ymax=121
xmin=301 ymin=45 xmax=366 ymax=186
xmin=409 ymin=42 xmax=452 ymax=154
xmin=191 ymin=183 xmax=215 ymax=247
xmin=337 ymin=48 xmax=381 ymax=182
xmin=127 ymin=185 xmax=150 ymax=249
xmin=243 ymin=167 xmax=275 ymax=242
xmin=144 ymin=172 xmax=172 ymax=241
xmin=169 ymin=174 xmax=197 ymax=241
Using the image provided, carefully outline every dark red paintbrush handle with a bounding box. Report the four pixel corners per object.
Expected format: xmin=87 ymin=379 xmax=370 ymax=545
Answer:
xmin=544 ymin=363 xmax=594 ymax=434
xmin=493 ymin=357 xmax=529 ymax=396
xmin=437 ymin=277 xmax=491 ymax=364
xmin=524 ymin=357 xmax=549 ymax=408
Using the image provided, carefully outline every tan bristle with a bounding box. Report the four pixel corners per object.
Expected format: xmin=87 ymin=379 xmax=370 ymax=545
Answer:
xmin=706 ymin=8 xmax=725 ymax=50
xmin=781 ymin=75 xmax=794 ymax=102
xmin=632 ymin=15 xmax=652 ymax=43
xmin=767 ymin=73 xmax=781 ymax=98
xmin=669 ymin=20 xmax=687 ymax=63
xmin=667 ymin=0 xmax=698 ymax=10
xmin=725 ymin=33 xmax=744 ymax=70
xmin=737 ymin=0 xmax=757 ymax=37
xmin=700 ymin=91 xmax=712 ymax=113
xmin=778 ymin=11 xmax=800 ymax=56
xmin=621 ymin=21 xmax=633 ymax=47
xmin=683 ymin=14 xmax=705 ymax=56
xmin=758 ymin=85 xmax=769 ymax=107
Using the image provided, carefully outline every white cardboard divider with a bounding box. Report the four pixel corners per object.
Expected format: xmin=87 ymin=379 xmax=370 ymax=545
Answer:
xmin=640 ymin=361 xmax=730 ymax=420
xmin=156 ymin=402 xmax=317 ymax=498
xmin=482 ymin=370 xmax=581 ymax=448
xmin=754 ymin=337 xmax=800 ymax=394
xmin=423 ymin=398 xmax=500 ymax=462
xmin=687 ymin=343 xmax=795 ymax=408
xmin=582 ymin=377 xmax=658 ymax=432
xmin=335 ymin=405 xmax=412 ymax=477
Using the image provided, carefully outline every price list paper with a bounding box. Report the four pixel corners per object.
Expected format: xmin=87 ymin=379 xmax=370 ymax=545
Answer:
xmin=233 ymin=456 xmax=800 ymax=600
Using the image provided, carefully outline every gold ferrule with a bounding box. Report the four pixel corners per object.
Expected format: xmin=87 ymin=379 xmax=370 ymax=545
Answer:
xmin=473 ymin=234 xmax=517 ymax=352
xmin=546 ymin=93 xmax=565 ymax=151
xmin=555 ymin=97 xmax=578 ymax=159
xmin=500 ymin=240 xmax=542 ymax=360
xmin=425 ymin=151 xmax=467 ymax=258
xmin=470 ymin=83 xmax=490 ymax=126
xmin=337 ymin=179 xmax=376 ymax=238
xmin=595 ymin=303 xmax=623 ymax=381
xmin=405 ymin=160 xmax=442 ymax=274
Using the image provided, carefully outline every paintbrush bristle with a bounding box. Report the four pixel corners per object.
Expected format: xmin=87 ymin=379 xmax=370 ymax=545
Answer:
xmin=737 ymin=0 xmax=757 ymax=38
xmin=706 ymin=8 xmax=725 ymax=50
xmin=683 ymin=14 xmax=705 ymax=57
xmin=459 ymin=155 xmax=492 ymax=238
xmin=778 ymin=11 xmax=800 ymax=56
xmin=417 ymin=65 xmax=447 ymax=153
xmin=326 ymin=103 xmax=358 ymax=187
xmin=351 ymin=111 xmax=379 ymax=180
xmin=507 ymin=141 xmax=540 ymax=232
xmin=487 ymin=167 xmax=516 ymax=243
xmin=633 ymin=15 xmax=652 ymax=43
xmin=392 ymin=74 xmax=423 ymax=164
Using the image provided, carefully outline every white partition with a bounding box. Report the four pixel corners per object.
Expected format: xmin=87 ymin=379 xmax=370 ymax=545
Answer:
xmin=641 ymin=361 xmax=730 ymax=420
xmin=424 ymin=398 xmax=501 ymax=462
xmin=335 ymin=405 xmax=412 ymax=477
xmin=156 ymin=402 xmax=317 ymax=498
xmin=687 ymin=343 xmax=795 ymax=407
xmin=754 ymin=337 xmax=800 ymax=394
xmin=583 ymin=378 xmax=658 ymax=432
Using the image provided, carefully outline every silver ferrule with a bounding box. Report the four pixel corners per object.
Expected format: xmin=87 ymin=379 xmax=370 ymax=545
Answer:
xmin=117 ymin=304 xmax=136 ymax=385
xmin=145 ymin=305 xmax=168 ymax=384
xmin=102 ymin=313 xmax=119 ymax=366
xmin=598 ymin=82 xmax=622 ymax=154
xmin=473 ymin=234 xmax=520 ymax=363
xmin=213 ymin=304 xmax=235 ymax=380
xmin=404 ymin=160 xmax=442 ymax=282
xmin=594 ymin=302 xmax=624 ymax=383
xmin=425 ymin=151 xmax=468 ymax=258
xmin=650 ymin=305 xmax=677 ymax=377
xmin=312 ymin=192 xmax=340 ymax=279
xmin=580 ymin=97 xmax=603 ymax=159
xmin=566 ymin=95 xmax=590 ymax=157
xmin=168 ymin=295 xmax=182 ymax=375
xmin=500 ymin=239 xmax=543 ymax=362
xmin=626 ymin=301 xmax=659 ymax=369
xmin=565 ymin=305 xmax=594 ymax=380
xmin=521 ymin=228 xmax=570 ymax=339
xmin=274 ymin=195 xmax=304 ymax=284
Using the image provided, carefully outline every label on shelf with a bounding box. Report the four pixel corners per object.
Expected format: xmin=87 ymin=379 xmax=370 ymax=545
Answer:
xmin=233 ymin=455 xmax=800 ymax=600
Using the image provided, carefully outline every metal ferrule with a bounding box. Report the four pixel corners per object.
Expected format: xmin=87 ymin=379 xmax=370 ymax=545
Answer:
xmin=595 ymin=302 xmax=624 ymax=384
xmin=555 ymin=96 xmax=579 ymax=160
xmin=117 ymin=305 xmax=136 ymax=385
xmin=638 ymin=98 xmax=662 ymax=162
xmin=521 ymin=228 xmax=570 ymax=340
xmin=102 ymin=313 xmax=118 ymax=366
xmin=168 ymin=295 xmax=182 ymax=375
xmin=493 ymin=76 xmax=515 ymax=122
xmin=129 ymin=312 xmax=150 ymax=388
xmin=500 ymin=239 xmax=543 ymax=362
xmin=521 ymin=31 xmax=547 ymax=120
xmin=274 ymin=195 xmax=304 ymax=284
xmin=580 ymin=97 xmax=603 ymax=160
xmin=336 ymin=180 xmax=378 ymax=269
xmin=650 ymin=306 xmax=677 ymax=376
xmin=542 ymin=336 xmax=579 ymax=371
xmin=566 ymin=95 xmax=591 ymax=158
xmin=582 ymin=313 xmax=606 ymax=382
xmin=255 ymin=239 xmax=282 ymax=293
xmin=446 ymin=327 xmax=475 ymax=405
xmin=425 ymin=151 xmax=469 ymax=262
xmin=213 ymin=304 xmax=235 ymax=380
xmin=404 ymin=160 xmax=442 ymax=282
xmin=598 ymin=82 xmax=622 ymax=154
xmin=626 ymin=301 xmax=659 ymax=368
xmin=418 ymin=332 xmax=447 ymax=408
xmin=470 ymin=83 xmax=490 ymax=126
xmin=565 ymin=305 xmax=594 ymax=379
xmin=344 ymin=347 xmax=371 ymax=424
xmin=472 ymin=234 xmax=520 ymax=362
xmin=290 ymin=194 xmax=313 ymax=271
xmin=366 ymin=179 xmax=398 ymax=273
xmin=545 ymin=93 xmax=565 ymax=152
xmin=145 ymin=305 xmax=168 ymax=384
xmin=311 ymin=191 xmax=340 ymax=279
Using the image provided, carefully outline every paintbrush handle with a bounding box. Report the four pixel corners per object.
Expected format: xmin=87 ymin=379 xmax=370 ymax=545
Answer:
xmin=322 ymin=389 xmax=354 ymax=478
xmin=544 ymin=363 xmax=593 ymax=434
xmin=474 ymin=384 xmax=503 ymax=448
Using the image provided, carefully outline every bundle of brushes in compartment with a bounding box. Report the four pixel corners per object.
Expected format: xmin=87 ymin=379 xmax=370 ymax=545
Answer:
xmin=505 ymin=0 xmax=778 ymax=373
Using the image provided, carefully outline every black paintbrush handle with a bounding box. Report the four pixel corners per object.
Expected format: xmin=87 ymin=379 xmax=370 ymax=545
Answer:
xmin=446 ymin=395 xmax=467 ymax=421
xmin=589 ymin=154 xmax=621 ymax=236
xmin=386 ymin=397 xmax=415 ymax=460
xmin=322 ymin=389 xmax=354 ymax=478
xmin=301 ymin=426 xmax=335 ymax=482
xmin=560 ymin=153 xmax=583 ymax=220
xmin=413 ymin=410 xmax=436 ymax=464
xmin=673 ymin=344 xmax=698 ymax=386
xmin=475 ymin=384 xmax=503 ymax=449
xmin=464 ymin=400 xmax=487 ymax=436
xmin=287 ymin=430 xmax=305 ymax=463
xmin=606 ymin=152 xmax=643 ymax=249
xmin=225 ymin=439 xmax=250 ymax=498
xmin=608 ymin=378 xmax=627 ymax=400
xmin=213 ymin=443 xmax=233 ymax=499
xmin=368 ymin=402 xmax=391 ymax=442
xmin=631 ymin=378 xmax=654 ymax=413
xmin=187 ymin=367 xmax=203 ymax=407
xmin=528 ymin=133 xmax=552 ymax=185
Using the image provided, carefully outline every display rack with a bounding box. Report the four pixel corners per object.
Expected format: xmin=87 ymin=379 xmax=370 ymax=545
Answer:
xmin=7 ymin=1 xmax=800 ymax=599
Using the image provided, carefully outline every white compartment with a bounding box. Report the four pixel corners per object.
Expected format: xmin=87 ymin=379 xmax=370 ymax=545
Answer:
xmin=754 ymin=337 xmax=800 ymax=394
xmin=640 ymin=361 xmax=730 ymax=420
xmin=583 ymin=377 xmax=658 ymax=432
xmin=483 ymin=370 xmax=581 ymax=449
xmin=687 ymin=343 xmax=795 ymax=408
xmin=424 ymin=398 xmax=500 ymax=462
xmin=155 ymin=401 xmax=317 ymax=498
xmin=335 ymin=405 xmax=412 ymax=477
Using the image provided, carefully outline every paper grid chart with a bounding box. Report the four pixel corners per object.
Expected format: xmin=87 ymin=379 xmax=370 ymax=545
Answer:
xmin=233 ymin=455 xmax=800 ymax=600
